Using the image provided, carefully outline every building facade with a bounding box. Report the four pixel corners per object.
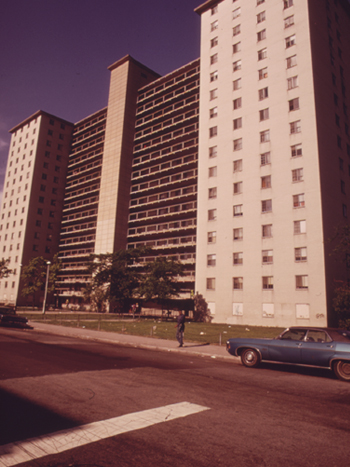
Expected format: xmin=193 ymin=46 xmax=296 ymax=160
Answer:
xmin=0 ymin=111 xmax=73 ymax=306
xmin=127 ymin=59 xmax=200 ymax=299
xmin=194 ymin=0 xmax=350 ymax=326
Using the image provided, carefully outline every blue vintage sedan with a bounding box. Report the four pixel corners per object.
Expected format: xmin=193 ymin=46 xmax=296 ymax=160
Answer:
xmin=226 ymin=327 xmax=350 ymax=382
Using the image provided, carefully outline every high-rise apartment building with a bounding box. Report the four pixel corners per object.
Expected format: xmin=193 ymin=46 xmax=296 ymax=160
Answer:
xmin=0 ymin=0 xmax=349 ymax=326
xmin=127 ymin=59 xmax=200 ymax=300
xmin=195 ymin=0 xmax=350 ymax=326
xmin=0 ymin=111 xmax=74 ymax=305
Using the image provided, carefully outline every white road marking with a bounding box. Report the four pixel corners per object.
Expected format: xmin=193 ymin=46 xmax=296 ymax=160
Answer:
xmin=0 ymin=402 xmax=209 ymax=466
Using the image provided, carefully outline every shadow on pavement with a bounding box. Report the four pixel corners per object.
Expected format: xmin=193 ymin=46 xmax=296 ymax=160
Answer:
xmin=0 ymin=387 xmax=79 ymax=446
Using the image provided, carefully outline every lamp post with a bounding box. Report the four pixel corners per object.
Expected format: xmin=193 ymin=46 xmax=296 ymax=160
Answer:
xmin=42 ymin=261 xmax=51 ymax=315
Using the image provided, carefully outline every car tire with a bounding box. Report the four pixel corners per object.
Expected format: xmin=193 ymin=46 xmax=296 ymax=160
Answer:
xmin=241 ymin=348 xmax=260 ymax=368
xmin=333 ymin=360 xmax=350 ymax=382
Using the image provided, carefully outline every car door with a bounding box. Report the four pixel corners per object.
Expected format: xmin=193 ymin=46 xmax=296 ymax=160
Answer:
xmin=300 ymin=330 xmax=335 ymax=367
xmin=267 ymin=329 xmax=307 ymax=363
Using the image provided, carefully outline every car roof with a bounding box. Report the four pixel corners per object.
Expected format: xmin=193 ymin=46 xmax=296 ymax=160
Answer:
xmin=287 ymin=326 xmax=350 ymax=342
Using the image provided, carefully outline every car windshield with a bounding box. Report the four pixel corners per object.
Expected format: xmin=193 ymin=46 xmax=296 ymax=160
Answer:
xmin=279 ymin=329 xmax=307 ymax=341
xmin=328 ymin=329 xmax=350 ymax=342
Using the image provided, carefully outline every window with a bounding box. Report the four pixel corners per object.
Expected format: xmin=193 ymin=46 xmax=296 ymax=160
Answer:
xmin=233 ymin=25 xmax=241 ymax=36
xmin=261 ymin=175 xmax=271 ymax=189
xmin=258 ymin=48 xmax=267 ymax=61
xmin=208 ymin=209 xmax=217 ymax=221
xmin=261 ymin=151 xmax=271 ymax=165
xmin=233 ymin=42 xmax=241 ymax=54
xmin=257 ymin=11 xmax=266 ymax=23
xmin=288 ymin=76 xmax=298 ymax=90
xmin=262 ymin=276 xmax=273 ymax=289
xmin=209 ymin=126 xmax=218 ymax=138
xmin=293 ymin=193 xmax=305 ymax=207
xmin=210 ymin=89 xmax=218 ymax=100
xmin=209 ymin=146 xmax=217 ymax=158
xmin=208 ymin=231 xmax=216 ymax=243
xmin=233 ymin=252 xmax=243 ymax=265
xmin=233 ymin=159 xmax=242 ymax=172
xmin=286 ymin=34 xmax=296 ymax=48
xmin=341 ymin=180 xmax=346 ymax=194
xmin=210 ymin=107 xmax=218 ymax=118
xmin=209 ymin=166 xmax=217 ymax=177
xmin=211 ymin=37 xmax=218 ymax=48
xmin=289 ymin=98 xmax=299 ymax=111
xmin=233 ymin=60 xmax=242 ymax=72
xmin=259 ymin=87 xmax=268 ymax=101
xmin=233 ymin=277 xmax=243 ymax=290
xmin=233 ymin=97 xmax=242 ymax=109
xmin=296 ymin=275 xmax=308 ymax=289
xmin=258 ymin=67 xmax=268 ymax=79
xmin=233 ymin=117 xmax=242 ymax=130
xmin=233 ymin=204 xmax=243 ymax=216
xmin=211 ymin=5 xmax=218 ymax=14
xmin=211 ymin=20 xmax=218 ymax=31
xmin=294 ymin=220 xmax=306 ymax=234
xmin=233 ymin=78 xmax=241 ymax=90
xmin=210 ymin=71 xmax=218 ymax=82
xmin=233 ymin=228 xmax=243 ymax=240
xmin=233 ymin=182 xmax=242 ymax=194
xmin=232 ymin=7 xmax=241 ymax=19
xmin=209 ymin=187 xmax=217 ymax=199
xmin=207 ymin=278 xmax=216 ymax=290
xmin=295 ymin=247 xmax=307 ymax=262
xmin=260 ymin=130 xmax=270 ymax=142
xmin=210 ymin=53 xmax=218 ymax=64
xmin=343 ymin=204 xmax=347 ymax=218
xmin=284 ymin=0 xmax=294 ymax=9
xmin=287 ymin=55 xmax=297 ymax=68
xmin=292 ymin=168 xmax=303 ymax=182
xmin=207 ymin=254 xmax=216 ymax=266
xmin=290 ymin=120 xmax=301 ymax=134
xmin=284 ymin=15 xmax=294 ymax=28
xmin=257 ymin=0 xmax=265 ymax=4
xmin=233 ymin=138 xmax=243 ymax=151
xmin=259 ymin=108 xmax=269 ymax=121
xmin=257 ymin=29 xmax=266 ymax=41
xmin=262 ymin=249 xmax=273 ymax=264
xmin=262 ymin=199 xmax=272 ymax=213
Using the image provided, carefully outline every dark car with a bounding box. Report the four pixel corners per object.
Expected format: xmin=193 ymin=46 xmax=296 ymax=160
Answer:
xmin=226 ymin=327 xmax=350 ymax=382
xmin=0 ymin=306 xmax=28 ymax=328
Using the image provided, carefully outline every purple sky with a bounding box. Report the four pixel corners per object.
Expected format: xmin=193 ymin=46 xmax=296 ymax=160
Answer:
xmin=0 ymin=0 xmax=202 ymax=198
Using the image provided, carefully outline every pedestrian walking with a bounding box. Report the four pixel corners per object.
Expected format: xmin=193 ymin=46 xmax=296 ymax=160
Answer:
xmin=175 ymin=310 xmax=185 ymax=347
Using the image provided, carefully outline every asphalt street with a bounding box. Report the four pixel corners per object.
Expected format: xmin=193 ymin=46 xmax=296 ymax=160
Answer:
xmin=1 ymin=325 xmax=350 ymax=467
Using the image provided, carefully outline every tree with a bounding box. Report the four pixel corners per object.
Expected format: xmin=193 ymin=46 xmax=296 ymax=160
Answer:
xmin=21 ymin=254 xmax=61 ymax=307
xmin=86 ymin=247 xmax=148 ymax=313
xmin=0 ymin=259 xmax=12 ymax=279
xmin=139 ymin=256 xmax=184 ymax=313
xmin=333 ymin=285 xmax=350 ymax=329
xmin=193 ymin=292 xmax=212 ymax=322
xmin=330 ymin=224 xmax=350 ymax=329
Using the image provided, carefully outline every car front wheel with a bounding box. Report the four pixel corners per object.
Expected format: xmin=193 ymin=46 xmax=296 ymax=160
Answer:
xmin=333 ymin=360 xmax=350 ymax=382
xmin=241 ymin=348 xmax=260 ymax=368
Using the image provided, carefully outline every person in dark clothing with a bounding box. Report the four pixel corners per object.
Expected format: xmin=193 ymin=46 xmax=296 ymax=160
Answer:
xmin=176 ymin=310 xmax=185 ymax=347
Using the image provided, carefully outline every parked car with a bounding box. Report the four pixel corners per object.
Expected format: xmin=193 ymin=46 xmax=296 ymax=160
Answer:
xmin=0 ymin=306 xmax=28 ymax=328
xmin=226 ymin=327 xmax=350 ymax=382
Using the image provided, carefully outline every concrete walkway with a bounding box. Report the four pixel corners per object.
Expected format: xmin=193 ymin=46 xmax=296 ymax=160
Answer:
xmin=29 ymin=320 xmax=238 ymax=363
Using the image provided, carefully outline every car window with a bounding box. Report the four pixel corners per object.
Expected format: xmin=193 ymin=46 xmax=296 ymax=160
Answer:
xmin=306 ymin=330 xmax=331 ymax=343
xmin=280 ymin=329 xmax=306 ymax=341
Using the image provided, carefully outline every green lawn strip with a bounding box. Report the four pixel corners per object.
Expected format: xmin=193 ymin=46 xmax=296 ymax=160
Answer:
xmin=22 ymin=313 xmax=284 ymax=345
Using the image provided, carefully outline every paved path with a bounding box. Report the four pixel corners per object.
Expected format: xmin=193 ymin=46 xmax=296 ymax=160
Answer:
xmin=29 ymin=320 xmax=238 ymax=362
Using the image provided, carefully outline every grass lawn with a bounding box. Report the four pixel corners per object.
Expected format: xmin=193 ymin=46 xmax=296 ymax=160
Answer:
xmin=21 ymin=312 xmax=285 ymax=345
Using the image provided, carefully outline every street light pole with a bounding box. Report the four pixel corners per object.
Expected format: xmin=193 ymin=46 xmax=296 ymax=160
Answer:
xmin=42 ymin=261 xmax=51 ymax=315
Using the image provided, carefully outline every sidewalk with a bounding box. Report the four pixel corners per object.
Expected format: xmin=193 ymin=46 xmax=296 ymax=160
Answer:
xmin=30 ymin=320 xmax=238 ymax=363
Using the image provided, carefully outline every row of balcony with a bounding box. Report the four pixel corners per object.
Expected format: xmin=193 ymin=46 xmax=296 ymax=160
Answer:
xmin=137 ymin=64 xmax=199 ymax=104
xmin=136 ymin=82 xmax=199 ymax=117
